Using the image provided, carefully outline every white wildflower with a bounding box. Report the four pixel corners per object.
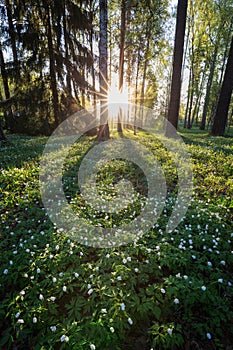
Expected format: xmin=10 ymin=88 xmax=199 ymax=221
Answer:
xmin=88 ymin=288 xmax=93 ymax=295
xmin=17 ymin=319 xmax=24 ymax=324
xmin=60 ymin=335 xmax=69 ymax=342
xmin=167 ymin=328 xmax=173 ymax=336
xmin=128 ymin=317 xmax=133 ymax=325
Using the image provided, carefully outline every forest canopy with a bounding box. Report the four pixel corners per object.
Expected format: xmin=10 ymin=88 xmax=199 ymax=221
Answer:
xmin=0 ymin=0 xmax=232 ymax=136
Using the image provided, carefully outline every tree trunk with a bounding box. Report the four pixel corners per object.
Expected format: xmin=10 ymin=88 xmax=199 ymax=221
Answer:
xmin=200 ymin=44 xmax=218 ymax=130
xmin=90 ymin=6 xmax=97 ymax=110
xmin=187 ymin=83 xmax=194 ymax=129
xmin=140 ymin=30 xmax=150 ymax=127
xmin=211 ymin=35 xmax=233 ymax=136
xmin=96 ymin=0 xmax=110 ymax=140
xmin=5 ymin=0 xmax=20 ymax=78
xmin=0 ymin=44 xmax=14 ymax=131
xmin=134 ymin=48 xmax=141 ymax=135
xmin=117 ymin=0 xmax=126 ymax=133
xmin=45 ymin=3 xmax=60 ymax=126
xmin=210 ymin=20 xmax=233 ymax=130
xmin=167 ymin=0 xmax=188 ymax=132
xmin=63 ymin=4 xmax=72 ymax=96
xmin=191 ymin=68 xmax=206 ymax=126
xmin=184 ymin=66 xmax=192 ymax=128
xmin=0 ymin=87 xmax=6 ymax=140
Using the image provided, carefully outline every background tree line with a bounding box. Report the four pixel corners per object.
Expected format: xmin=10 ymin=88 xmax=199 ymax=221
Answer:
xmin=0 ymin=0 xmax=232 ymax=137
xmin=181 ymin=0 xmax=233 ymax=135
xmin=0 ymin=0 xmax=169 ymax=136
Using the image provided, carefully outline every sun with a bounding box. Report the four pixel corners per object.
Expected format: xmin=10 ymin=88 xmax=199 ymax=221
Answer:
xmin=107 ymin=79 xmax=128 ymax=105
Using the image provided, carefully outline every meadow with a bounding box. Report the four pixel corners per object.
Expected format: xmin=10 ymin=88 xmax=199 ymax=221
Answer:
xmin=0 ymin=128 xmax=232 ymax=350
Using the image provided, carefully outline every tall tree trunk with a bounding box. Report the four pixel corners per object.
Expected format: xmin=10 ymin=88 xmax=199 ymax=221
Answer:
xmin=45 ymin=3 xmax=60 ymax=126
xmin=211 ymin=35 xmax=233 ymax=136
xmin=167 ymin=0 xmax=188 ymax=132
xmin=210 ymin=20 xmax=233 ymax=129
xmin=184 ymin=65 xmax=192 ymax=128
xmin=0 ymin=44 xmax=14 ymax=131
xmin=134 ymin=48 xmax=141 ymax=135
xmin=191 ymin=68 xmax=206 ymax=126
xmin=81 ymin=54 xmax=86 ymax=108
xmin=200 ymin=44 xmax=218 ymax=130
xmin=5 ymin=0 xmax=20 ymax=78
xmin=90 ymin=7 xmax=97 ymax=110
xmin=63 ymin=4 xmax=72 ymax=96
xmin=187 ymin=83 xmax=194 ymax=129
xmin=96 ymin=0 xmax=110 ymax=140
xmin=117 ymin=0 xmax=126 ymax=133
xmin=118 ymin=0 xmax=126 ymax=93
xmin=139 ymin=30 xmax=150 ymax=127
xmin=0 ymin=84 xmax=6 ymax=140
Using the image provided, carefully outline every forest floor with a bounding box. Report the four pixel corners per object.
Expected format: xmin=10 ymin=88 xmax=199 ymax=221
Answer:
xmin=0 ymin=127 xmax=232 ymax=350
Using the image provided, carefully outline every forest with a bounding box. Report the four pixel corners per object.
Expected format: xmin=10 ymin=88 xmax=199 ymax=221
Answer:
xmin=0 ymin=0 xmax=232 ymax=136
xmin=0 ymin=0 xmax=233 ymax=349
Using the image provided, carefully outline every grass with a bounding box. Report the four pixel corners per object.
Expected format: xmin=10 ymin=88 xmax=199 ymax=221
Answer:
xmin=0 ymin=127 xmax=232 ymax=350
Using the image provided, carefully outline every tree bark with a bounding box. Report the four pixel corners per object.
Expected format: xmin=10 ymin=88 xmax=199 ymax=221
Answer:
xmin=211 ymin=35 xmax=233 ymax=136
xmin=89 ymin=2 xmax=97 ymax=110
xmin=96 ymin=0 xmax=110 ymax=140
xmin=45 ymin=3 xmax=60 ymax=126
xmin=117 ymin=0 xmax=126 ymax=133
xmin=134 ymin=48 xmax=141 ymax=135
xmin=0 ymin=44 xmax=14 ymax=131
xmin=140 ymin=30 xmax=150 ymax=127
xmin=167 ymin=0 xmax=188 ymax=132
xmin=200 ymin=44 xmax=218 ymax=130
xmin=5 ymin=0 xmax=20 ymax=78
xmin=191 ymin=67 xmax=206 ymax=126
xmin=63 ymin=3 xmax=72 ymax=96
xmin=184 ymin=64 xmax=192 ymax=128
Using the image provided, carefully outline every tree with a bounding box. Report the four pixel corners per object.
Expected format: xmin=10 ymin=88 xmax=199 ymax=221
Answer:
xmin=182 ymin=0 xmax=233 ymax=130
xmin=0 ymin=0 xmax=95 ymax=134
xmin=4 ymin=0 xmax=20 ymax=78
xmin=211 ymin=34 xmax=233 ymax=136
xmin=167 ymin=0 xmax=188 ymax=130
xmin=0 ymin=43 xmax=14 ymax=131
xmin=96 ymin=0 xmax=110 ymax=140
xmin=117 ymin=0 xmax=126 ymax=133
xmin=44 ymin=1 xmax=60 ymax=127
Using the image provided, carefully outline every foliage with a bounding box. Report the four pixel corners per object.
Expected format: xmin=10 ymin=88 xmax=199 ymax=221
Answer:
xmin=0 ymin=129 xmax=232 ymax=349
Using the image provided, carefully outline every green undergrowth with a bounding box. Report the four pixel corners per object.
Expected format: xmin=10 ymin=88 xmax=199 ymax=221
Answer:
xmin=0 ymin=129 xmax=232 ymax=350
